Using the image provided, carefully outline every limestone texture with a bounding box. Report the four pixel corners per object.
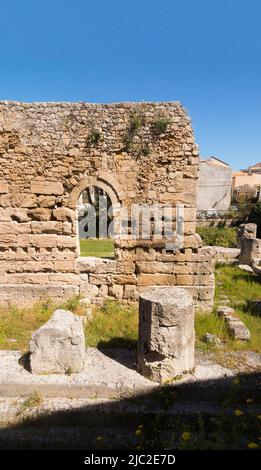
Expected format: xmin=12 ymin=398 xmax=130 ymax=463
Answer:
xmin=217 ymin=306 xmax=250 ymax=341
xmin=0 ymin=101 xmax=213 ymax=309
xmin=30 ymin=309 xmax=85 ymax=374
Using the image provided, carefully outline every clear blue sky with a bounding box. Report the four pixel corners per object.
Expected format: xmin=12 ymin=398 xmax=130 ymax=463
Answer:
xmin=0 ymin=0 xmax=260 ymax=170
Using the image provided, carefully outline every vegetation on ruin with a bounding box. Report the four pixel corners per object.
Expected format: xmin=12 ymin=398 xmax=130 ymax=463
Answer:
xmin=247 ymin=201 xmax=261 ymax=237
xmin=126 ymin=403 xmax=261 ymax=450
xmin=196 ymin=226 xmax=237 ymax=247
xmin=123 ymin=111 xmax=170 ymax=156
xmin=80 ymin=239 xmax=115 ymax=258
xmin=88 ymin=128 xmax=101 ymax=145
xmin=151 ymin=116 xmax=170 ymax=136
xmin=123 ymin=111 xmax=145 ymax=152
xmin=196 ymin=264 xmax=261 ymax=354
xmin=16 ymin=391 xmax=43 ymax=416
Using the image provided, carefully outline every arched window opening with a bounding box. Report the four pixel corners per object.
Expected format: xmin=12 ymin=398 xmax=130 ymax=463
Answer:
xmin=77 ymin=186 xmax=115 ymax=259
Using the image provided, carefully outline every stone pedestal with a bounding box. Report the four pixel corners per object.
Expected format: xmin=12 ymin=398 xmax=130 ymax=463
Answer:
xmin=138 ymin=287 xmax=195 ymax=383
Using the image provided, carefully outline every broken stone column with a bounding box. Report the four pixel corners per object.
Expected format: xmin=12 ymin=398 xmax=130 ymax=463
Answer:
xmin=238 ymin=223 xmax=257 ymax=246
xmin=29 ymin=309 xmax=85 ymax=374
xmin=138 ymin=287 xmax=195 ymax=383
xmin=240 ymin=237 xmax=261 ymax=265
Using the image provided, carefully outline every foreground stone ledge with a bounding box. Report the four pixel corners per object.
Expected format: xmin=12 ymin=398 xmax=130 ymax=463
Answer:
xmin=1 ymin=349 xmax=259 ymax=402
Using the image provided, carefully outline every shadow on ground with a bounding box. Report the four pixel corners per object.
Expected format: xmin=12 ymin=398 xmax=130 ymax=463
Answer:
xmin=97 ymin=340 xmax=138 ymax=369
xmin=0 ymin=368 xmax=260 ymax=450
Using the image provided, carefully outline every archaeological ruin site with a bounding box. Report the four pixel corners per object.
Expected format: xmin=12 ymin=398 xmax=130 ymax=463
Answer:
xmin=0 ymin=102 xmax=260 ymax=451
xmin=0 ymin=101 xmax=214 ymax=309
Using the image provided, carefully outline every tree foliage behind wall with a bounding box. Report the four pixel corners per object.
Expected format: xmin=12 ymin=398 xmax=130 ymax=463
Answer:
xmin=247 ymin=201 xmax=261 ymax=238
xmin=197 ymin=226 xmax=237 ymax=247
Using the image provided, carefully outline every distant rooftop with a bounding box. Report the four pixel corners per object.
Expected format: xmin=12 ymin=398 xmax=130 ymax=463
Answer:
xmin=240 ymin=162 xmax=261 ymax=172
xmin=201 ymin=156 xmax=230 ymax=167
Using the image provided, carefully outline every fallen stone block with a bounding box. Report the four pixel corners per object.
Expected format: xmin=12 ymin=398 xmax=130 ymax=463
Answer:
xmin=217 ymin=306 xmax=250 ymax=342
xmin=217 ymin=306 xmax=235 ymax=317
xmin=29 ymin=309 xmax=85 ymax=374
xmin=227 ymin=321 xmax=251 ymax=341
xmin=202 ymin=333 xmax=221 ymax=346
xmin=138 ymin=286 xmax=195 ymax=383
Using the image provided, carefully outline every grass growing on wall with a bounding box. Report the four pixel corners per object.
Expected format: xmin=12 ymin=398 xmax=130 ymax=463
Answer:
xmin=80 ymin=239 xmax=115 ymax=258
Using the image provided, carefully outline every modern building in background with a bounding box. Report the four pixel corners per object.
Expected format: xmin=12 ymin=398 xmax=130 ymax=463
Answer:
xmin=232 ymin=163 xmax=261 ymax=202
xmin=197 ymin=157 xmax=232 ymax=211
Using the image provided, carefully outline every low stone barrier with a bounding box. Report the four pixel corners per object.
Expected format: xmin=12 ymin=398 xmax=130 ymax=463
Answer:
xmin=217 ymin=306 xmax=250 ymax=341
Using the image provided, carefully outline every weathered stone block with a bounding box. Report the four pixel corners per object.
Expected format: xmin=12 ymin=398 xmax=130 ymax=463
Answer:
xmin=138 ymin=287 xmax=195 ymax=382
xmin=30 ymin=208 xmax=52 ymax=221
xmin=123 ymin=284 xmax=138 ymax=300
xmin=12 ymin=194 xmax=36 ymax=208
xmin=240 ymin=237 xmax=261 ymax=265
xmin=37 ymin=196 xmax=56 ymax=208
xmin=227 ymin=321 xmax=250 ymax=341
xmin=137 ymin=274 xmax=175 ymax=286
xmin=108 ymin=284 xmax=124 ymax=299
xmin=0 ymin=183 xmax=8 ymax=194
xmin=30 ymin=309 xmax=85 ymax=374
xmin=31 ymin=182 xmax=64 ymax=195
xmin=53 ymin=207 xmax=75 ymax=221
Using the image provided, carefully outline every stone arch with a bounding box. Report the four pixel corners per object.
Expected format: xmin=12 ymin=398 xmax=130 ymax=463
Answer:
xmin=68 ymin=173 xmax=123 ymax=209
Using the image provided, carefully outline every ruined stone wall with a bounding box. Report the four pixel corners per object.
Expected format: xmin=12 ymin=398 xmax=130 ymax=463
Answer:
xmin=0 ymin=101 xmax=214 ymax=309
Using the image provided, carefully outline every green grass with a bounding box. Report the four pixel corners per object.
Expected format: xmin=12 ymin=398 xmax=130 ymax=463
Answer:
xmin=195 ymin=264 xmax=261 ymax=354
xmin=85 ymin=300 xmax=138 ymax=349
xmin=196 ymin=226 xmax=237 ymax=247
xmin=16 ymin=391 xmax=43 ymax=416
xmin=0 ymin=296 xmax=86 ymax=351
xmin=0 ymin=264 xmax=260 ymax=356
xmin=80 ymin=239 xmax=115 ymax=258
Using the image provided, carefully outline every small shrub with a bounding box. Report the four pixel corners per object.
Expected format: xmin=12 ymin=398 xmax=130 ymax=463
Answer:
xmin=17 ymin=391 xmax=43 ymax=415
xmin=123 ymin=112 xmax=145 ymax=152
xmin=140 ymin=145 xmax=150 ymax=156
xmin=247 ymin=201 xmax=261 ymax=237
xmin=129 ymin=112 xmax=144 ymax=132
xmin=65 ymin=366 xmax=73 ymax=376
xmin=62 ymin=294 xmax=85 ymax=315
xmin=197 ymin=226 xmax=237 ymax=248
xmin=88 ymin=129 xmax=101 ymax=145
xmin=152 ymin=116 xmax=170 ymax=136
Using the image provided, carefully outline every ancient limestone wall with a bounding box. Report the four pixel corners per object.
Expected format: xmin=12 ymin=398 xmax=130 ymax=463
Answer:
xmin=0 ymin=101 xmax=214 ymax=309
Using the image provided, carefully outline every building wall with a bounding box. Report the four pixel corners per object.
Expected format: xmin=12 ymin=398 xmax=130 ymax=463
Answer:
xmin=232 ymin=173 xmax=261 ymax=190
xmin=197 ymin=160 xmax=232 ymax=211
xmin=0 ymin=101 xmax=214 ymax=310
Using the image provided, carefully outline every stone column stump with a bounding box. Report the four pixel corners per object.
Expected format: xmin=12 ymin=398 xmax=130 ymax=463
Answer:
xmin=138 ymin=287 xmax=195 ymax=383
